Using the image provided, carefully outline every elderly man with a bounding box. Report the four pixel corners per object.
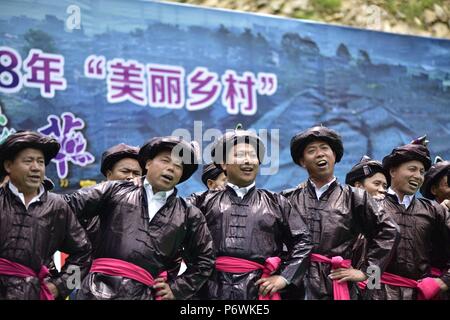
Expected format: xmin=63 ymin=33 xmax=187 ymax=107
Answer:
xmin=0 ymin=131 xmax=91 ymax=300
xmin=283 ymin=125 xmax=399 ymax=300
xmin=63 ymin=136 xmax=215 ymax=300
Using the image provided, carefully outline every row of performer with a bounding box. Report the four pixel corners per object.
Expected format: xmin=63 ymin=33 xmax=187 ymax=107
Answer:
xmin=0 ymin=125 xmax=449 ymax=300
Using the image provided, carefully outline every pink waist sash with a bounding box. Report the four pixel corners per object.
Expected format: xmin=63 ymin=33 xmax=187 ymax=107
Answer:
xmin=380 ymin=272 xmax=441 ymax=300
xmin=0 ymin=258 xmax=54 ymax=300
xmin=91 ymin=258 xmax=167 ymax=300
xmin=215 ymin=256 xmax=282 ymax=300
xmin=311 ymin=253 xmax=352 ymax=300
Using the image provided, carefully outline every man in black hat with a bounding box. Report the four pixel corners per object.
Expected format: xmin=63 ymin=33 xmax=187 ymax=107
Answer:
xmin=421 ymin=157 xmax=450 ymax=210
xmin=62 ymin=136 xmax=214 ymax=300
xmin=420 ymin=156 xmax=450 ymax=299
xmin=79 ymin=143 xmax=142 ymax=254
xmin=368 ymin=138 xmax=450 ymax=300
xmin=345 ymin=156 xmax=389 ymax=271
xmin=101 ymin=143 xmax=142 ymax=181
xmin=345 ymin=155 xmax=388 ymax=198
xmin=0 ymin=173 xmax=6 ymax=185
xmin=201 ymin=163 xmax=227 ymax=191
xmin=283 ymin=125 xmax=399 ymax=300
xmin=186 ymin=163 xmax=227 ymax=210
xmin=191 ymin=127 xmax=312 ymax=300
xmin=182 ymin=163 xmax=226 ymax=277
xmin=0 ymin=131 xmax=92 ymax=300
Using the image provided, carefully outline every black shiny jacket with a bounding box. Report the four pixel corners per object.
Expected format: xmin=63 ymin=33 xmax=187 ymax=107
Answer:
xmin=0 ymin=184 xmax=92 ymax=299
xmin=63 ymin=179 xmax=215 ymax=300
xmin=188 ymin=186 xmax=313 ymax=300
xmin=368 ymin=194 xmax=450 ymax=300
xmin=282 ymin=180 xmax=400 ymax=300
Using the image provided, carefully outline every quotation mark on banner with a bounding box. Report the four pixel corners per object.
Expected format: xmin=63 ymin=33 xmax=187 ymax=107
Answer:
xmin=66 ymin=5 xmax=81 ymax=32
xmin=257 ymin=73 xmax=277 ymax=96
xmin=84 ymin=55 xmax=106 ymax=79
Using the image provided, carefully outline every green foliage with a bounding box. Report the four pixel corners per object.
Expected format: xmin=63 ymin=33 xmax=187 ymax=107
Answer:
xmin=385 ymin=0 xmax=446 ymax=22
xmin=293 ymin=9 xmax=316 ymax=20
xmin=312 ymin=0 xmax=342 ymax=14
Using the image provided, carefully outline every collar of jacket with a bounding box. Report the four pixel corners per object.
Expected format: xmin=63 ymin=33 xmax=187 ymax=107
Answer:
xmin=140 ymin=176 xmax=178 ymax=209
xmin=225 ymin=183 xmax=256 ymax=200
xmin=306 ymin=178 xmax=338 ymax=199
xmin=4 ymin=182 xmax=49 ymax=204
xmin=385 ymin=192 xmax=415 ymax=210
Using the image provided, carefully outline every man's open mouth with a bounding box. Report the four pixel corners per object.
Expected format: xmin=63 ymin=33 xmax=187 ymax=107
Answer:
xmin=161 ymin=174 xmax=174 ymax=182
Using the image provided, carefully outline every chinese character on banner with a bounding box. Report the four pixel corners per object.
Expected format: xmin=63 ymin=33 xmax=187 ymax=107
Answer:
xmin=38 ymin=112 xmax=95 ymax=179
xmin=186 ymin=67 xmax=222 ymax=111
xmin=0 ymin=106 xmax=7 ymax=127
xmin=23 ymin=49 xmax=67 ymax=98
xmin=0 ymin=127 xmax=16 ymax=145
xmin=0 ymin=105 xmax=16 ymax=145
xmin=106 ymin=58 xmax=147 ymax=106
xmin=0 ymin=46 xmax=23 ymax=94
xmin=147 ymin=63 xmax=185 ymax=109
xmin=222 ymin=70 xmax=258 ymax=116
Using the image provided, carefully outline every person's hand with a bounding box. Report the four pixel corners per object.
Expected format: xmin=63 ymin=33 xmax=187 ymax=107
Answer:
xmin=297 ymin=181 xmax=307 ymax=189
xmin=441 ymin=199 xmax=450 ymax=211
xmin=132 ymin=176 xmax=143 ymax=187
xmin=373 ymin=193 xmax=386 ymax=200
xmin=0 ymin=175 xmax=9 ymax=188
xmin=433 ymin=278 xmax=449 ymax=292
xmin=255 ymin=275 xmax=287 ymax=297
xmin=154 ymin=277 xmax=175 ymax=300
xmin=329 ymin=268 xmax=368 ymax=283
xmin=45 ymin=282 xmax=59 ymax=298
